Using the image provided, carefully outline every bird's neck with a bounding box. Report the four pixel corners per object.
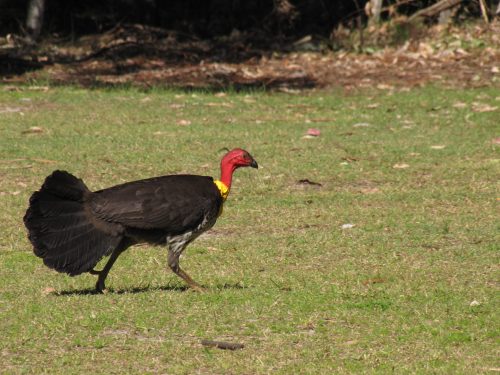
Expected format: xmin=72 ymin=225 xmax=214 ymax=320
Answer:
xmin=219 ymin=162 xmax=236 ymax=191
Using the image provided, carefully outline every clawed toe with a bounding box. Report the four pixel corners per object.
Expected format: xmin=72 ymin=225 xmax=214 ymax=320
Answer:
xmin=190 ymin=285 xmax=207 ymax=293
xmin=95 ymin=281 xmax=107 ymax=294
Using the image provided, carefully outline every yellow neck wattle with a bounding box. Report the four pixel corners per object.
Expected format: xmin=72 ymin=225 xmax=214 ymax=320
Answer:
xmin=214 ymin=180 xmax=229 ymax=201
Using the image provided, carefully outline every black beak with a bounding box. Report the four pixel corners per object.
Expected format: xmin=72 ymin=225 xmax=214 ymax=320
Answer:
xmin=250 ymin=159 xmax=258 ymax=169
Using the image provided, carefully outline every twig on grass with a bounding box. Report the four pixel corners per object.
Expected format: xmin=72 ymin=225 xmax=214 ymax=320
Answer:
xmin=201 ymin=340 xmax=245 ymax=350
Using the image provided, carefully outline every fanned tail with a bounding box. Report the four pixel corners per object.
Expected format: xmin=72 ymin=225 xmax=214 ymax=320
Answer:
xmin=24 ymin=170 xmax=122 ymax=276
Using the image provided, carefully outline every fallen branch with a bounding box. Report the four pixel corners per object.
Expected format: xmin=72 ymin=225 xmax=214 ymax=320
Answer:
xmin=201 ymin=339 xmax=245 ymax=350
xmin=408 ymin=0 xmax=462 ymax=21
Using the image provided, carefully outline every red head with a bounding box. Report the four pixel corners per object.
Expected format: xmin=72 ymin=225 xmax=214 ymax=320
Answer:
xmin=219 ymin=148 xmax=258 ymax=189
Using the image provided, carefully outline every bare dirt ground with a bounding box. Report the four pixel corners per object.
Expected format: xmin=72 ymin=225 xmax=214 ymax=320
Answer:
xmin=1 ymin=21 xmax=499 ymax=91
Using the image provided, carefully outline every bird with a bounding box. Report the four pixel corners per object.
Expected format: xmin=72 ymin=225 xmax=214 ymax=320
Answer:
xmin=23 ymin=148 xmax=258 ymax=293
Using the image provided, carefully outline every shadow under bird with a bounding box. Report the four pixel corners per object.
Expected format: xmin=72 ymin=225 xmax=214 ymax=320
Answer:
xmin=24 ymin=148 xmax=258 ymax=293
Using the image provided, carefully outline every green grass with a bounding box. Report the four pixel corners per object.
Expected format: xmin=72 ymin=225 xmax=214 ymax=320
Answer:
xmin=0 ymin=85 xmax=499 ymax=374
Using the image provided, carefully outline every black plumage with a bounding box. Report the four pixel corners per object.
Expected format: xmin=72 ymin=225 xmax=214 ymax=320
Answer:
xmin=91 ymin=175 xmax=222 ymax=235
xmin=24 ymin=148 xmax=258 ymax=292
xmin=24 ymin=171 xmax=123 ymax=277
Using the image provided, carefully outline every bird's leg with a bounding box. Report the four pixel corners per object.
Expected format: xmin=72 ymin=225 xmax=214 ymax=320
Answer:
xmin=92 ymin=246 xmax=126 ymax=293
xmin=168 ymin=250 xmax=206 ymax=292
xmin=176 ymin=267 xmax=206 ymax=292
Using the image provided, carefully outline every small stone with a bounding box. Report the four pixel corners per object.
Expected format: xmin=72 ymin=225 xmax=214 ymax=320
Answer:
xmin=341 ymin=223 xmax=355 ymax=229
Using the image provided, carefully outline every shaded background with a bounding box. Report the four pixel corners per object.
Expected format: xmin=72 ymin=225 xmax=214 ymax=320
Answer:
xmin=0 ymin=0 xmax=493 ymax=39
xmin=1 ymin=1 xmax=498 ymax=90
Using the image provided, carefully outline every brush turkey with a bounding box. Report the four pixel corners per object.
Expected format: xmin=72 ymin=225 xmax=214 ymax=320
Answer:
xmin=24 ymin=148 xmax=258 ymax=292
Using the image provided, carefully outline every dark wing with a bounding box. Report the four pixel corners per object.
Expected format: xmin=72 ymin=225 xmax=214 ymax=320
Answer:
xmin=88 ymin=175 xmax=222 ymax=234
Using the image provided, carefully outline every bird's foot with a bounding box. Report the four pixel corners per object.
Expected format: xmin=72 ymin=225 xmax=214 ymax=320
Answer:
xmin=95 ymin=279 xmax=107 ymax=294
xmin=90 ymin=270 xmax=107 ymax=293
xmin=189 ymin=283 xmax=207 ymax=293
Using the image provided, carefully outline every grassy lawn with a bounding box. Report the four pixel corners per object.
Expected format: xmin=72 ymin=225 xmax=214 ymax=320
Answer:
xmin=0 ymin=85 xmax=498 ymax=374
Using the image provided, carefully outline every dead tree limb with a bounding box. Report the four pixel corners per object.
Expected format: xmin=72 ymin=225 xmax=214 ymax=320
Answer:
xmin=478 ymin=0 xmax=489 ymax=23
xmin=408 ymin=0 xmax=462 ymax=21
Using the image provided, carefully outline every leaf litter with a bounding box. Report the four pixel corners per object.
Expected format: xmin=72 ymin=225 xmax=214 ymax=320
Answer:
xmin=304 ymin=128 xmax=321 ymax=138
xmin=21 ymin=126 xmax=44 ymax=134
xmin=2 ymin=22 xmax=499 ymax=90
xmin=393 ymin=163 xmax=410 ymax=169
xmin=471 ymin=103 xmax=498 ymax=113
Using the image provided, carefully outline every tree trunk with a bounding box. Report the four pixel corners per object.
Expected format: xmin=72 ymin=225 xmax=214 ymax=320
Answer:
xmin=371 ymin=0 xmax=383 ymax=23
xmin=26 ymin=0 xmax=46 ymax=40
